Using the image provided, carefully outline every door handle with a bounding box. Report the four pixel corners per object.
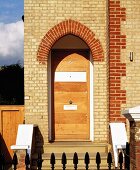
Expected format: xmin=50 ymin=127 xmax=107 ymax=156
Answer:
xmin=69 ymin=100 xmax=73 ymax=104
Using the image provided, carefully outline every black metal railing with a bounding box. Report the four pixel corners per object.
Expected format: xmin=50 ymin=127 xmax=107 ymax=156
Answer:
xmin=0 ymin=143 xmax=130 ymax=170
xmin=0 ymin=151 xmax=5 ymax=170
xmin=125 ymin=142 xmax=130 ymax=170
xmin=12 ymin=152 xmax=126 ymax=170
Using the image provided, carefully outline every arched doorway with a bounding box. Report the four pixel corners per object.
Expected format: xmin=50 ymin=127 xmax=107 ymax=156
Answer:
xmin=48 ymin=34 xmax=94 ymax=141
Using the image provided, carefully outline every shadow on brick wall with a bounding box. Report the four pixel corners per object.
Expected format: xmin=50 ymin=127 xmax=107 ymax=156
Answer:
xmin=31 ymin=126 xmax=44 ymax=169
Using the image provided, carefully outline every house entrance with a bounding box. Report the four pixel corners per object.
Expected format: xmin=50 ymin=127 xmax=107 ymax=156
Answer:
xmin=51 ymin=49 xmax=90 ymax=141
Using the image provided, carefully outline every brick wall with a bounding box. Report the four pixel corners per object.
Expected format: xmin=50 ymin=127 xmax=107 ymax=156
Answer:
xmin=24 ymin=0 xmax=109 ymax=144
xmin=109 ymin=0 xmax=126 ymax=122
xmin=24 ymin=0 xmax=140 ymax=145
xmin=108 ymin=0 xmax=140 ymax=123
xmin=120 ymin=0 xmax=140 ymax=110
xmin=130 ymin=122 xmax=140 ymax=170
xmin=24 ymin=1 xmax=140 ymax=169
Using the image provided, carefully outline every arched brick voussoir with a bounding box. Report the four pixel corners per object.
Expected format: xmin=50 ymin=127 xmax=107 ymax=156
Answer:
xmin=37 ymin=19 xmax=104 ymax=64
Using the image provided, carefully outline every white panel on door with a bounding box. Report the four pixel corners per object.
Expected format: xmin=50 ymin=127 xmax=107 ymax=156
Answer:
xmin=55 ymin=72 xmax=86 ymax=82
xmin=63 ymin=105 xmax=78 ymax=110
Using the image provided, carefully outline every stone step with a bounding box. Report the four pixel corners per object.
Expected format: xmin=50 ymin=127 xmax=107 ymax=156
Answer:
xmin=44 ymin=152 xmax=108 ymax=169
xmin=31 ymin=142 xmax=113 ymax=169
xmin=43 ymin=141 xmax=110 ymax=154
xmin=32 ymin=152 xmax=110 ymax=170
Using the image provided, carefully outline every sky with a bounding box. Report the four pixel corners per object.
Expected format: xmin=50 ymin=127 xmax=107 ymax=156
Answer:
xmin=0 ymin=0 xmax=24 ymax=66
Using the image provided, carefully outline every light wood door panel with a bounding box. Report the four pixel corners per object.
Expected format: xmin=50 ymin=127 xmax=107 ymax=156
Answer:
xmin=55 ymin=124 xmax=89 ymax=135
xmin=0 ymin=107 xmax=24 ymax=163
xmin=55 ymin=112 xmax=87 ymax=124
xmin=54 ymin=82 xmax=87 ymax=92
xmin=51 ymin=50 xmax=90 ymax=140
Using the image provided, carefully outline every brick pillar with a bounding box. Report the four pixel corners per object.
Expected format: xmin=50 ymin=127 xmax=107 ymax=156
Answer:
xmin=123 ymin=106 xmax=140 ymax=170
xmin=130 ymin=122 xmax=140 ymax=170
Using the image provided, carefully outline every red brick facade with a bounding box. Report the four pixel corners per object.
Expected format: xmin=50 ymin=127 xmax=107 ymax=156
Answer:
xmin=37 ymin=19 xmax=104 ymax=64
xmin=130 ymin=122 xmax=140 ymax=170
xmin=109 ymin=0 xmax=126 ymax=122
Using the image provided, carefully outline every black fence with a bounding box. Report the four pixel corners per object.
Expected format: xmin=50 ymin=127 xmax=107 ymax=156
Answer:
xmin=0 ymin=142 xmax=130 ymax=170
xmin=0 ymin=151 xmax=130 ymax=170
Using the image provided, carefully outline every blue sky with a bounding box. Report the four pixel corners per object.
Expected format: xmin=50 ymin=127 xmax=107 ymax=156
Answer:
xmin=0 ymin=0 xmax=24 ymax=66
xmin=0 ymin=0 xmax=24 ymax=23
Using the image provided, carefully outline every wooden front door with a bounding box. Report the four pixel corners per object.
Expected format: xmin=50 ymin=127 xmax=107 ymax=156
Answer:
xmin=51 ymin=50 xmax=90 ymax=141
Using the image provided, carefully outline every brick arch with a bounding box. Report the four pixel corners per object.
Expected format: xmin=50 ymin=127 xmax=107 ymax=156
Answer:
xmin=37 ymin=19 xmax=104 ymax=64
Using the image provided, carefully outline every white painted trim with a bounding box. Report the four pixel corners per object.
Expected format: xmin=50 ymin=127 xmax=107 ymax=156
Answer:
xmin=48 ymin=53 xmax=52 ymax=141
xmin=11 ymin=124 xmax=35 ymax=156
xmin=90 ymin=53 xmax=94 ymax=141
xmin=123 ymin=105 xmax=140 ymax=121
xmin=63 ymin=105 xmax=78 ymax=110
xmin=109 ymin=123 xmax=128 ymax=168
xmin=11 ymin=145 xmax=29 ymax=150
xmin=124 ymin=105 xmax=140 ymax=114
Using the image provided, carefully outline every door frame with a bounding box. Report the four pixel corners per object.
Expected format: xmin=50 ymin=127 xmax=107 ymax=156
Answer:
xmin=48 ymin=49 xmax=94 ymax=141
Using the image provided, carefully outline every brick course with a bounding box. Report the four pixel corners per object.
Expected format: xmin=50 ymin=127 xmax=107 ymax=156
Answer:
xmin=109 ymin=0 xmax=126 ymax=122
xmin=37 ymin=19 xmax=104 ymax=64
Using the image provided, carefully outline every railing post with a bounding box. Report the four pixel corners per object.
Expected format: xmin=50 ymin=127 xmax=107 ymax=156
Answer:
xmin=37 ymin=152 xmax=43 ymax=170
xmin=62 ymin=152 xmax=67 ymax=170
xmin=96 ymin=152 xmax=101 ymax=170
xmin=0 ymin=153 xmax=2 ymax=170
xmin=73 ymin=152 xmax=78 ymax=170
xmin=107 ymin=152 xmax=112 ymax=170
xmin=0 ymin=152 xmax=5 ymax=170
xmin=84 ymin=152 xmax=90 ymax=170
xmin=50 ymin=153 xmax=55 ymax=170
xmin=12 ymin=152 xmax=18 ymax=170
xmin=25 ymin=151 xmax=30 ymax=170
xmin=125 ymin=142 xmax=130 ymax=170
xmin=118 ymin=152 xmax=123 ymax=170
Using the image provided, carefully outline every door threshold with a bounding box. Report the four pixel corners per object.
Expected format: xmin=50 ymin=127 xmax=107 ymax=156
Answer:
xmin=49 ymin=139 xmax=92 ymax=143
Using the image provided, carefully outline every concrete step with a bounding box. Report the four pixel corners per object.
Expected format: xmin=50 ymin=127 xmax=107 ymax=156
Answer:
xmin=43 ymin=141 xmax=109 ymax=153
xmin=42 ymin=152 xmax=108 ymax=170
xmin=31 ymin=142 xmax=112 ymax=169
xmin=32 ymin=152 xmax=110 ymax=170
